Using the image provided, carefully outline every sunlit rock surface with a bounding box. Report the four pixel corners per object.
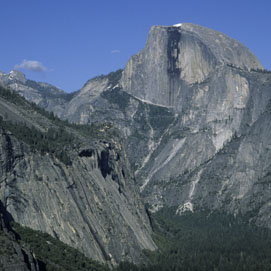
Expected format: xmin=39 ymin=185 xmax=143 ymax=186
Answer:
xmin=2 ymin=23 xmax=271 ymax=237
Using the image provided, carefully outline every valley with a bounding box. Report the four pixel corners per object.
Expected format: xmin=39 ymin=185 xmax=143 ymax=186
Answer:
xmin=1 ymin=23 xmax=271 ymax=270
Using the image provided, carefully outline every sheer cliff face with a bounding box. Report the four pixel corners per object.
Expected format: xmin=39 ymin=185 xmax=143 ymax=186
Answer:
xmin=120 ymin=23 xmax=271 ymax=226
xmin=0 ymin=92 xmax=156 ymax=264
xmin=2 ymin=22 xmax=271 ymax=246
xmin=121 ymin=23 xmax=263 ymax=108
xmin=0 ymin=133 xmax=156 ymax=264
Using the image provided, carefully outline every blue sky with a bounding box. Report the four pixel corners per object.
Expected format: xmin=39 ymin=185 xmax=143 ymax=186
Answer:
xmin=1 ymin=0 xmax=270 ymax=92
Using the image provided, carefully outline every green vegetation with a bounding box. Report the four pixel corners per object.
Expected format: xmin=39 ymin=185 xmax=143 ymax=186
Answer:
xmin=86 ymin=70 xmax=125 ymax=110
xmin=12 ymin=223 xmax=109 ymax=271
xmin=115 ymin=208 xmax=271 ymax=271
xmin=5 ymin=196 xmax=271 ymax=270
xmin=83 ymin=69 xmax=123 ymax=88
xmin=102 ymin=88 xmax=130 ymax=111
xmin=0 ymin=84 xmax=75 ymax=165
xmin=148 ymin=104 xmax=175 ymax=131
xmin=70 ymin=121 xmax=121 ymax=141
xmin=0 ymin=234 xmax=16 ymax=256
xmin=0 ymin=84 xmax=29 ymax=108
xmin=26 ymin=79 xmax=77 ymax=101
xmin=106 ymin=69 xmax=123 ymax=86
xmin=227 ymin=63 xmax=271 ymax=74
xmin=2 ymin=72 xmax=271 ymax=270
xmin=250 ymin=68 xmax=271 ymax=74
xmin=0 ymin=85 xmax=121 ymax=165
xmin=0 ymin=84 xmax=66 ymax=122
xmin=0 ymin=117 xmax=73 ymax=165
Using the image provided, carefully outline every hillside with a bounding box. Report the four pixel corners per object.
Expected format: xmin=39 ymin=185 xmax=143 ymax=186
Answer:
xmin=0 ymin=84 xmax=156 ymax=265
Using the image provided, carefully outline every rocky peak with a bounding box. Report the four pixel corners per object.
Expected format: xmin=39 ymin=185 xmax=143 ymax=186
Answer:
xmin=8 ymin=70 xmax=27 ymax=84
xmin=0 ymin=70 xmax=27 ymax=86
xmin=121 ymin=23 xmax=263 ymax=108
xmin=172 ymin=23 xmax=263 ymax=70
xmin=118 ymin=24 xmax=271 ymax=224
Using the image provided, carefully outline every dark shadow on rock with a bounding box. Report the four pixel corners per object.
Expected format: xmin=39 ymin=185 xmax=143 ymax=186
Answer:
xmin=0 ymin=199 xmax=14 ymax=231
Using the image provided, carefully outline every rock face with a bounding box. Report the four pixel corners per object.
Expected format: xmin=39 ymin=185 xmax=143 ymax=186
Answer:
xmin=121 ymin=23 xmax=263 ymax=108
xmin=118 ymin=24 xmax=271 ymax=226
xmin=1 ymin=22 xmax=271 ymax=260
xmin=141 ymin=68 xmax=271 ymax=222
xmin=0 ymin=87 xmax=156 ymax=264
xmin=41 ymin=24 xmax=271 ymax=229
xmin=73 ymin=24 xmax=271 ymax=228
xmin=0 ymin=201 xmax=40 ymax=271
xmin=0 ymin=70 xmax=71 ymax=116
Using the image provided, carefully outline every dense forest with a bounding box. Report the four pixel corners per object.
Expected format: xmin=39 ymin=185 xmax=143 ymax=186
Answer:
xmin=115 ymin=208 xmax=271 ymax=271
xmin=8 ymin=208 xmax=271 ymax=271
xmin=12 ymin=222 xmax=109 ymax=271
xmin=0 ymin=117 xmax=74 ymax=165
xmin=0 ymin=84 xmax=120 ymax=165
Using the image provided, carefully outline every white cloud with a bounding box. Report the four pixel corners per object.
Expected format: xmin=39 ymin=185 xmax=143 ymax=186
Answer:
xmin=111 ymin=49 xmax=120 ymax=54
xmin=14 ymin=59 xmax=47 ymax=72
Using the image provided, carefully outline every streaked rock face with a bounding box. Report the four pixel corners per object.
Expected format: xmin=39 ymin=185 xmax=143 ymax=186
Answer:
xmin=121 ymin=23 xmax=263 ymax=108
xmin=1 ymin=23 xmax=271 ymax=261
xmin=0 ymin=133 xmax=156 ymax=264
xmin=120 ymin=25 xmax=271 ymax=227
xmin=0 ymin=92 xmax=156 ymax=264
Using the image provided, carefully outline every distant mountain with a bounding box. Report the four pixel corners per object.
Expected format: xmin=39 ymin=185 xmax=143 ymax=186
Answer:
xmin=0 ymin=70 xmax=74 ymax=116
xmin=1 ymin=22 xmax=271 ymax=266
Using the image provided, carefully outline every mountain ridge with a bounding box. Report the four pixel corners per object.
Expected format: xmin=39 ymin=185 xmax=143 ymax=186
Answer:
xmin=1 ymin=23 xmax=271 ymax=265
xmin=0 ymin=84 xmax=156 ymax=264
